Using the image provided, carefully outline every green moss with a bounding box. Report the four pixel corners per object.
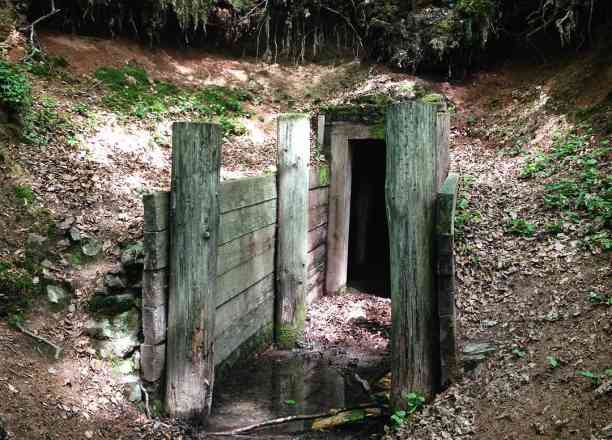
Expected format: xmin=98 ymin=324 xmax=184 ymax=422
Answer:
xmin=318 ymin=166 xmax=330 ymax=186
xmin=0 ymin=61 xmax=32 ymax=116
xmin=94 ymin=64 xmax=251 ymax=134
xmin=276 ymin=324 xmax=300 ymax=349
xmin=0 ymin=260 xmax=37 ymax=319
xmin=369 ymin=123 xmax=385 ymax=140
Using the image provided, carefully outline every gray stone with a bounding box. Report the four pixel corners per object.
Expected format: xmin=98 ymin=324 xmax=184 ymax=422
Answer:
xmin=121 ymin=242 xmax=144 ymax=268
xmin=26 ymin=233 xmax=48 ymax=262
xmin=68 ymin=226 xmax=81 ymax=242
xmin=89 ymin=293 xmax=136 ymax=316
xmin=81 ymin=239 xmax=102 ymax=257
xmin=86 ymin=308 xmax=140 ymax=341
xmin=47 ymin=285 xmax=69 ymax=306
xmin=104 ymin=274 xmax=126 ymax=291
xmin=463 ymin=341 xmax=496 ymax=356
xmin=57 ymin=216 xmax=75 ymax=231
xmin=127 ymin=382 xmax=142 ymax=402
xmin=462 ymin=341 xmax=496 ymax=375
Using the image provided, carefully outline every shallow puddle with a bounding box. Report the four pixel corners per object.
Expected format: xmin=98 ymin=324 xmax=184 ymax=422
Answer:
xmin=205 ymin=348 xmax=388 ymax=439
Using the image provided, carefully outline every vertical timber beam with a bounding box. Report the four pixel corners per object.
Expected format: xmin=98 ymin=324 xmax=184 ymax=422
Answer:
xmin=275 ymin=114 xmax=310 ymax=349
xmin=386 ymin=102 xmax=440 ymax=407
xmin=165 ymin=122 xmax=221 ymax=423
xmin=325 ymin=130 xmax=352 ymax=295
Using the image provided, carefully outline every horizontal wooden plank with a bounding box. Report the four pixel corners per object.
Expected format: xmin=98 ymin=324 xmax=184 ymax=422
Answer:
xmin=144 ymin=230 xmax=169 ymax=271
xmin=143 ymin=191 xmax=170 ymax=232
xmin=309 ymin=187 xmax=328 ymax=209
xmin=217 ymin=225 xmax=276 ymax=276
xmin=216 ymin=247 xmax=275 ymax=307
xmin=141 ymin=343 xmax=165 ymax=382
xmin=220 ymin=175 xmax=277 ymax=214
xmin=308 ymin=268 xmax=325 ymax=291
xmin=219 ymin=199 xmax=277 ymax=245
xmin=308 ymin=224 xmax=327 ymax=252
xmin=214 ymin=296 xmax=274 ymax=366
xmin=309 ymin=166 xmax=330 ymax=189
xmin=307 ymin=281 xmax=325 ymax=304
xmin=215 ymin=274 xmax=274 ymax=338
xmin=143 ymin=304 xmax=167 ymax=346
xmin=307 ymin=259 xmax=325 ymax=279
xmin=142 ymin=269 xmax=167 ymax=308
xmin=307 ymin=244 xmax=326 ymax=271
xmin=309 ymin=204 xmax=328 ymax=231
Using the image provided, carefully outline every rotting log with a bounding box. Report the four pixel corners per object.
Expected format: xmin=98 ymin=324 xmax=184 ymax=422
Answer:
xmin=165 ymin=122 xmax=221 ymax=423
xmin=385 ymin=102 xmax=441 ymax=407
xmin=275 ymin=114 xmax=310 ymax=349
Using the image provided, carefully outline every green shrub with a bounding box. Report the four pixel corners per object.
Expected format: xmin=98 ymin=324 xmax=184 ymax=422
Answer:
xmin=0 ymin=60 xmax=32 ymax=115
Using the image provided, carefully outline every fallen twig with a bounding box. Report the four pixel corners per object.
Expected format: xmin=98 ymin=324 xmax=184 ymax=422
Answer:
xmin=206 ymin=403 xmax=382 ymax=436
xmin=141 ymin=384 xmax=151 ymax=418
xmin=15 ymin=323 xmax=63 ymax=360
xmin=23 ymin=4 xmax=62 ymax=51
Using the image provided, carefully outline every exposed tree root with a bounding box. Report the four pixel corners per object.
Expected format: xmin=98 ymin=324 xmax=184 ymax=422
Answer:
xmin=15 ymin=323 xmax=63 ymax=360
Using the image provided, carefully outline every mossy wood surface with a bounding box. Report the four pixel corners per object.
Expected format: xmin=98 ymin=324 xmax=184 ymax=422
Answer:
xmin=385 ymin=102 xmax=440 ymax=405
xmin=165 ymin=122 xmax=221 ymax=422
xmin=275 ymin=114 xmax=310 ymax=349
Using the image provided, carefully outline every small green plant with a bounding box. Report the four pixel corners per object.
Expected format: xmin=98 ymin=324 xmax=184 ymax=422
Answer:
xmin=14 ymin=185 xmax=34 ymax=205
xmin=512 ymin=347 xmax=526 ymax=358
xmin=505 ymin=218 xmax=536 ymax=237
xmin=72 ymin=102 xmax=89 ymax=117
xmin=25 ymin=49 xmax=69 ymax=78
xmin=547 ymin=356 xmax=560 ymax=369
xmin=390 ymin=392 xmax=426 ymax=427
xmin=0 ymin=60 xmax=32 ymax=116
xmin=577 ymin=370 xmax=601 ymax=386
xmin=544 ymin=221 xmax=564 ymax=235
xmin=587 ymin=291 xmax=611 ymax=305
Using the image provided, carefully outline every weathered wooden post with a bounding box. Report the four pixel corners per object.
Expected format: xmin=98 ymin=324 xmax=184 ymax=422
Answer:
xmin=275 ymin=114 xmax=310 ymax=349
xmin=165 ymin=122 xmax=221 ymax=422
xmin=385 ymin=101 xmax=442 ymax=407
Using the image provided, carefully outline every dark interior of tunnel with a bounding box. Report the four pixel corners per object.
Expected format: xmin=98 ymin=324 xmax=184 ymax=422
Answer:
xmin=347 ymin=139 xmax=390 ymax=298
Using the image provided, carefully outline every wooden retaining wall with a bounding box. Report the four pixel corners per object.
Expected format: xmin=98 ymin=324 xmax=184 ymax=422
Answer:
xmin=307 ymin=167 xmax=330 ymax=304
xmin=141 ymin=166 xmax=330 ymax=380
xmin=215 ymin=174 xmax=277 ymax=366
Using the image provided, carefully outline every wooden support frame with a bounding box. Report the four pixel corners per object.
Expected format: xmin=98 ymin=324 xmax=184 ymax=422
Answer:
xmin=275 ymin=114 xmax=310 ymax=348
xmin=324 ymin=122 xmax=372 ymax=295
xmin=386 ymin=101 xmax=448 ymax=406
xmin=165 ymin=122 xmax=221 ymax=423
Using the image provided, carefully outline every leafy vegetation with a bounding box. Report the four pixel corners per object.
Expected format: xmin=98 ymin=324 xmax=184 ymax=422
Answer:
xmin=22 ymin=97 xmax=73 ymax=147
xmin=505 ymin=218 xmax=536 ymax=237
xmin=0 ymin=60 xmax=32 ymax=117
xmin=520 ymin=130 xmax=611 ymax=250
xmin=94 ymin=64 xmax=250 ymax=135
xmin=390 ymin=392 xmax=426 ymax=427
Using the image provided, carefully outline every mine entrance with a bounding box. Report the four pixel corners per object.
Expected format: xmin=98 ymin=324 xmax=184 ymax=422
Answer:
xmin=347 ymin=139 xmax=391 ymax=298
